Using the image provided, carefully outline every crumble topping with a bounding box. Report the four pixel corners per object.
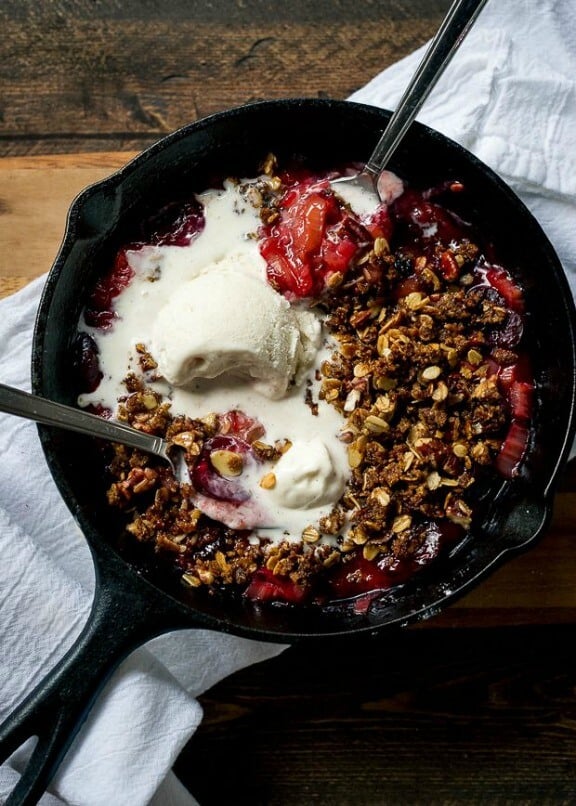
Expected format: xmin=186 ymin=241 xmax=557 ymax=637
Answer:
xmin=78 ymin=157 xmax=533 ymax=605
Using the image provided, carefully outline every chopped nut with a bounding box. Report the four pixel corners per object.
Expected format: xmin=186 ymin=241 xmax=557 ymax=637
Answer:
xmin=426 ymin=471 xmax=442 ymax=491
xmin=374 ymin=376 xmax=398 ymax=391
xmin=370 ymin=487 xmax=391 ymax=507
xmin=374 ymin=236 xmax=389 ymax=256
xmin=197 ymin=568 xmax=215 ymax=585
xmin=210 ymin=449 xmax=243 ymax=477
xmin=432 ymin=381 xmax=449 ymax=402
xmin=377 ymin=333 xmax=389 ymax=356
xmin=354 ymin=362 xmax=372 ymax=378
xmin=276 ymin=439 xmax=293 ymax=454
xmin=319 ymin=510 xmax=344 ymax=535
xmin=262 ymin=152 xmax=277 ymax=176
xmin=157 ymin=534 xmax=186 ymax=554
xmin=326 ymin=271 xmax=344 ymax=289
xmin=404 ymin=292 xmax=429 ymax=311
xmin=259 ymin=472 xmax=277 ymax=490
xmin=440 ymin=477 xmax=459 ymax=487
xmin=363 ymin=543 xmax=380 ymax=561
xmin=182 ymin=573 xmax=201 ymax=588
xmin=142 ymin=393 xmax=158 ymax=411
xmin=374 ymin=394 xmax=395 ymax=418
xmin=350 ymin=526 xmax=369 ymax=545
xmin=215 ymin=551 xmax=228 ymax=570
xmin=445 ymin=496 xmax=473 ymax=529
xmin=467 ymin=348 xmax=483 ymax=365
xmin=364 ymin=414 xmax=390 ymax=434
xmin=344 ymin=389 xmax=361 ymax=412
xmin=171 ymin=431 xmax=201 ymax=451
xmin=201 ymin=412 xmax=219 ymax=432
xmin=347 ymin=436 xmax=367 ymax=468
xmin=322 ymin=550 xmax=341 ymax=568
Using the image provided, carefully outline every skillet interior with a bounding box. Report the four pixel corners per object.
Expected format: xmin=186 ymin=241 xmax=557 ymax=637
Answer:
xmin=32 ymin=98 xmax=576 ymax=639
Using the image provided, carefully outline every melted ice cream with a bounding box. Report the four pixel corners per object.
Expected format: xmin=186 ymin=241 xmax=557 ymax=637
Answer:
xmin=79 ymin=179 xmax=351 ymax=540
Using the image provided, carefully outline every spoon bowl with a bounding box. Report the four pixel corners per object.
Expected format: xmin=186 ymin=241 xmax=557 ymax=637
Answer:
xmin=331 ymin=0 xmax=489 ymax=202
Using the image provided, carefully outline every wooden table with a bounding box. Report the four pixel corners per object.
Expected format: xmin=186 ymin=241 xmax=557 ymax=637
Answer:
xmin=2 ymin=1 xmax=576 ymax=802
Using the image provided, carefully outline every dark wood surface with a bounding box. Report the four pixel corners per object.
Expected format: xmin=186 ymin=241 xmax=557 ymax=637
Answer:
xmin=2 ymin=2 xmax=576 ymax=803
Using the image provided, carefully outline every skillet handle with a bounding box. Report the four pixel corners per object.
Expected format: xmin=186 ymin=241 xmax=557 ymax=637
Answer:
xmin=0 ymin=551 xmax=190 ymax=806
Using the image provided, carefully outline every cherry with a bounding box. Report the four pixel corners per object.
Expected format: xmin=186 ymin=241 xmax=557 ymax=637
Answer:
xmin=144 ymin=199 xmax=205 ymax=246
xmin=391 ymin=188 xmax=468 ymax=246
xmin=191 ymin=435 xmax=255 ymax=503
xmin=84 ymin=248 xmax=135 ymax=331
xmin=73 ymin=332 xmax=102 ymax=393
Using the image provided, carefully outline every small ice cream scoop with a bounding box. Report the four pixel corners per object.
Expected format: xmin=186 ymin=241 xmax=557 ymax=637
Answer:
xmin=151 ymin=265 xmax=320 ymax=399
xmin=266 ymin=438 xmax=347 ymax=511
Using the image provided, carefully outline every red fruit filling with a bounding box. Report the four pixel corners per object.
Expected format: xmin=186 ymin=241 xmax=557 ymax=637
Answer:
xmin=84 ymin=247 xmax=135 ymax=330
xmin=191 ymin=434 xmax=257 ymax=503
xmin=219 ymin=409 xmax=266 ymax=443
xmin=495 ymin=421 xmax=531 ymax=479
xmin=259 ymin=177 xmax=371 ymax=298
xmin=485 ymin=266 xmax=525 ymax=313
xmin=144 ymin=199 xmax=205 ymax=247
xmin=244 ymin=569 xmax=309 ymax=605
xmin=326 ymin=522 xmax=462 ymax=602
xmin=391 ymin=187 xmax=469 ymax=247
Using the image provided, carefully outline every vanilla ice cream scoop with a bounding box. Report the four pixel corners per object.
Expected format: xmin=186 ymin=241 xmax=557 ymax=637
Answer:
xmin=151 ymin=264 xmax=320 ymax=399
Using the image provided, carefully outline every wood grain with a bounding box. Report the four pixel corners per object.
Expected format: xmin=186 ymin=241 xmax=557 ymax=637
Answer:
xmin=181 ymin=625 xmax=576 ymax=804
xmin=0 ymin=154 xmax=132 ymax=290
xmin=0 ymin=0 xmax=451 ymax=156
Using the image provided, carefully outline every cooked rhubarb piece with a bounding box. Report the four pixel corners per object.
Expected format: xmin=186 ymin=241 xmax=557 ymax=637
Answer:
xmin=84 ymin=248 xmax=135 ymax=330
xmin=260 ymin=179 xmax=366 ymax=297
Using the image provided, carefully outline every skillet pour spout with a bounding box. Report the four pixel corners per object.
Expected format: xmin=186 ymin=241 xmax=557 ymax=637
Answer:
xmin=1 ymin=98 xmax=574 ymax=803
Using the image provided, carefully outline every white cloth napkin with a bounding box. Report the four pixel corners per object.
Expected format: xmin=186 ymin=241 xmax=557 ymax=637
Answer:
xmin=0 ymin=282 xmax=287 ymax=806
xmin=2 ymin=0 xmax=576 ymax=803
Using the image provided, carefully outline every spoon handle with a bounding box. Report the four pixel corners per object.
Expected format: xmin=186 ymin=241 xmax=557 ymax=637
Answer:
xmin=365 ymin=0 xmax=489 ymax=175
xmin=0 ymin=382 xmax=168 ymax=458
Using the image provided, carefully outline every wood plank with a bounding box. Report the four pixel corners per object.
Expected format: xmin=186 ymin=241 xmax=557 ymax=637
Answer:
xmin=0 ymin=0 xmax=451 ymax=156
xmin=182 ymin=625 xmax=576 ymax=804
xmin=441 ymin=491 xmax=576 ymax=626
xmin=0 ymin=153 xmax=133 ymax=288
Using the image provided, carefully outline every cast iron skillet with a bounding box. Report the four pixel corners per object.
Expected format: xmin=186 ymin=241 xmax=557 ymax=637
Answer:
xmin=1 ymin=99 xmax=575 ymax=805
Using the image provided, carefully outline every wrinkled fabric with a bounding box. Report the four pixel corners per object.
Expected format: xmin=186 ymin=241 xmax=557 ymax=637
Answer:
xmin=0 ymin=277 xmax=286 ymax=805
xmin=351 ymin=0 xmax=576 ymax=291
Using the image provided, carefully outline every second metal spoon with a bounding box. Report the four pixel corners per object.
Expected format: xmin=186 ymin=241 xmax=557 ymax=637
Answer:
xmin=0 ymin=382 xmax=178 ymax=473
xmin=332 ymin=0 xmax=489 ymax=200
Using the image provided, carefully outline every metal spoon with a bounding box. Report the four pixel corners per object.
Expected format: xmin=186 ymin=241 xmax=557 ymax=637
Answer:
xmin=0 ymin=383 xmax=283 ymax=532
xmin=331 ymin=0 xmax=489 ymax=201
xmin=0 ymin=382 xmax=180 ymax=475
